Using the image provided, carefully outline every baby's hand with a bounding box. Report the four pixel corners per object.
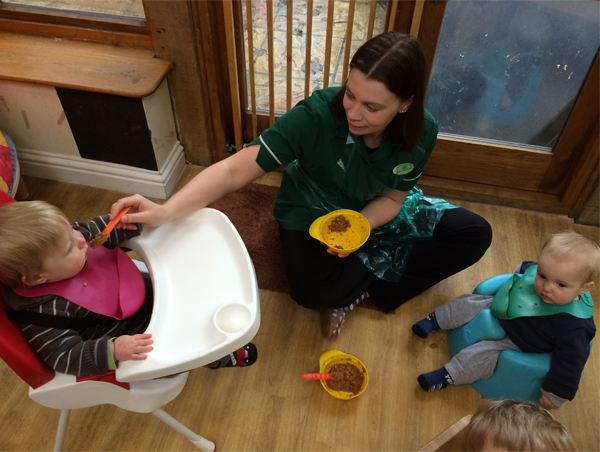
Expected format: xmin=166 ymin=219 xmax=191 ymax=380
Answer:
xmin=112 ymin=334 xmax=154 ymax=362
xmin=540 ymin=394 xmax=559 ymax=409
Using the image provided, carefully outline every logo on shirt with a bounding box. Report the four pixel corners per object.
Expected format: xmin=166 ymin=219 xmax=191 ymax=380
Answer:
xmin=393 ymin=163 xmax=414 ymax=175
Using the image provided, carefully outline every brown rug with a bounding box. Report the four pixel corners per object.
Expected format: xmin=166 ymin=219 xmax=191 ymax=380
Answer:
xmin=208 ymin=184 xmax=289 ymax=294
xmin=208 ymin=183 xmax=381 ymax=311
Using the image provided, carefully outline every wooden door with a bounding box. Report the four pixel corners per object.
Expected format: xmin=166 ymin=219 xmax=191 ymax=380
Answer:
xmin=413 ymin=0 xmax=599 ymax=215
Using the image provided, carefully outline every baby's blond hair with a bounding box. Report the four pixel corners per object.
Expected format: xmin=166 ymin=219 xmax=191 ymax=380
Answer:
xmin=463 ymin=400 xmax=576 ymax=451
xmin=541 ymin=230 xmax=600 ymax=283
xmin=0 ymin=201 xmax=71 ymax=287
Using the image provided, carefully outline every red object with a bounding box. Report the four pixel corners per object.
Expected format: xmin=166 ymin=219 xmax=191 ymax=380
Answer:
xmin=301 ymin=373 xmax=335 ymax=380
xmin=0 ymin=292 xmax=55 ymax=389
xmin=235 ymin=347 xmax=245 ymax=366
xmin=0 ymin=192 xmax=53 ymax=388
xmin=0 ymin=189 xmax=13 ymax=204
xmin=0 ymin=143 xmax=13 ymax=191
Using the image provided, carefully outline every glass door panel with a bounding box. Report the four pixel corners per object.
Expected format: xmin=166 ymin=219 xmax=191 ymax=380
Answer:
xmin=425 ymin=0 xmax=599 ymax=150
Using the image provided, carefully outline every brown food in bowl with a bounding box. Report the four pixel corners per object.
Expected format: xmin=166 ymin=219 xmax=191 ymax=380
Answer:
xmin=326 ymin=363 xmax=364 ymax=395
xmin=328 ymin=215 xmax=351 ymax=233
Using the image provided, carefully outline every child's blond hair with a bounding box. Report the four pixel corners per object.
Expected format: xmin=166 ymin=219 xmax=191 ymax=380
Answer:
xmin=462 ymin=400 xmax=576 ymax=451
xmin=541 ymin=230 xmax=600 ymax=283
xmin=0 ymin=201 xmax=71 ymax=287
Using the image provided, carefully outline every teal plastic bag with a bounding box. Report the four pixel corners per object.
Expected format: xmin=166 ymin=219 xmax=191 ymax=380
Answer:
xmin=355 ymin=188 xmax=457 ymax=282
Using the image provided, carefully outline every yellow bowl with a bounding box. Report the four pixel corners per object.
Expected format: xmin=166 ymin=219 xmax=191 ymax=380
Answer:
xmin=308 ymin=209 xmax=370 ymax=254
xmin=319 ymin=350 xmax=369 ymax=400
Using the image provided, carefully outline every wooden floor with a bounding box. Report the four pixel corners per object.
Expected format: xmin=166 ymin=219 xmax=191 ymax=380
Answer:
xmin=1 ymin=166 xmax=599 ymax=451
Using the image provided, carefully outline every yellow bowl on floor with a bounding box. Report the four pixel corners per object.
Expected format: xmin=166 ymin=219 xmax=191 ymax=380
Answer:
xmin=319 ymin=350 xmax=369 ymax=400
xmin=309 ymin=209 xmax=370 ymax=254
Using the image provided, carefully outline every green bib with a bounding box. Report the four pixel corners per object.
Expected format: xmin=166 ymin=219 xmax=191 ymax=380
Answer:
xmin=491 ymin=265 xmax=594 ymax=320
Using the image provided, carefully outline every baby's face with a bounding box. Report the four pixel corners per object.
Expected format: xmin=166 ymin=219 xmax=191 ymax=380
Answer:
xmin=38 ymin=226 xmax=88 ymax=284
xmin=534 ymin=250 xmax=592 ymax=305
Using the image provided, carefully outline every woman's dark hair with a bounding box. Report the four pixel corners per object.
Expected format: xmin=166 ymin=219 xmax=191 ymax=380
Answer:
xmin=332 ymin=31 xmax=427 ymax=150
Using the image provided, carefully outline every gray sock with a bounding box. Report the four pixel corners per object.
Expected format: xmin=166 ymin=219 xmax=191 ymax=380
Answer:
xmin=341 ymin=292 xmax=369 ymax=315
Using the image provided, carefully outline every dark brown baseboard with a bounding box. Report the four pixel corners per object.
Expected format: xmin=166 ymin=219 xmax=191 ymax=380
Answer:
xmin=418 ymin=175 xmax=568 ymax=216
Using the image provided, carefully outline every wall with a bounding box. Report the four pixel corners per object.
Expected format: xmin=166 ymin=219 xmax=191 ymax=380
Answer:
xmin=576 ymin=176 xmax=599 ymax=227
xmin=144 ymin=0 xmax=214 ymax=167
xmin=0 ymin=78 xmax=185 ymax=200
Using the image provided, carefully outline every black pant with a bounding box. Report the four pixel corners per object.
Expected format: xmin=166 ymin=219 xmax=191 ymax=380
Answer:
xmin=279 ymin=207 xmax=492 ymax=313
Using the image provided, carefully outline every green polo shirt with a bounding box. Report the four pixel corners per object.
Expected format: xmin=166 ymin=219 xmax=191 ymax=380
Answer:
xmin=250 ymin=87 xmax=439 ymax=231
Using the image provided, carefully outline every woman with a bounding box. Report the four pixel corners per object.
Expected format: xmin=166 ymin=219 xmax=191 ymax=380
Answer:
xmin=111 ymin=32 xmax=492 ymax=339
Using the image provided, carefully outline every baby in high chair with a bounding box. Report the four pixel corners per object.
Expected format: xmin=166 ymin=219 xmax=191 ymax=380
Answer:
xmin=413 ymin=230 xmax=597 ymax=409
xmin=0 ymin=200 xmax=257 ymax=377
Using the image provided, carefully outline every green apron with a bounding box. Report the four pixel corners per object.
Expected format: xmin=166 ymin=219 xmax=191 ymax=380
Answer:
xmin=282 ymin=132 xmax=457 ymax=282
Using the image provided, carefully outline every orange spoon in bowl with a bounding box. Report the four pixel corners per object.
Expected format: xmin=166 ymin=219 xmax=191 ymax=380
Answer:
xmin=301 ymin=373 xmax=335 ymax=380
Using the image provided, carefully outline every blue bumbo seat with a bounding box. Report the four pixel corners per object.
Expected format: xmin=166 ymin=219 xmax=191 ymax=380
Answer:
xmin=447 ymin=274 xmax=552 ymax=405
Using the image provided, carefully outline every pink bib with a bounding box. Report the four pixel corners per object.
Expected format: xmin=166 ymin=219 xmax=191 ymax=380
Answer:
xmin=14 ymin=246 xmax=145 ymax=320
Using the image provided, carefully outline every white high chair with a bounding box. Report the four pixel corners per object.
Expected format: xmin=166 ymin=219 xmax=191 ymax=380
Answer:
xmin=0 ymin=199 xmax=260 ymax=452
xmin=118 ymin=208 xmax=261 ymax=382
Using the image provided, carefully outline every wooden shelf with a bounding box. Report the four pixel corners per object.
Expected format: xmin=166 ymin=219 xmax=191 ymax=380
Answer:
xmin=0 ymin=31 xmax=172 ymax=97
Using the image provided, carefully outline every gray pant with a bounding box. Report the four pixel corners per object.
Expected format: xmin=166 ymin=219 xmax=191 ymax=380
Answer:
xmin=434 ymin=294 xmax=521 ymax=385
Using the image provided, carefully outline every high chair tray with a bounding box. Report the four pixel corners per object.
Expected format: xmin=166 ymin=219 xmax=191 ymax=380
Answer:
xmin=115 ymin=208 xmax=260 ymax=382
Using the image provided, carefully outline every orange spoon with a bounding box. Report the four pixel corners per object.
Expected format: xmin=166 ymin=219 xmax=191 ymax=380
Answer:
xmin=90 ymin=207 xmax=131 ymax=248
xmin=104 ymin=206 xmax=131 ymax=233
xmin=301 ymin=373 xmax=335 ymax=380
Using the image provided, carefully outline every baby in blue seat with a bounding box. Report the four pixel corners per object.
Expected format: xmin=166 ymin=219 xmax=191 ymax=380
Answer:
xmin=412 ymin=231 xmax=598 ymax=409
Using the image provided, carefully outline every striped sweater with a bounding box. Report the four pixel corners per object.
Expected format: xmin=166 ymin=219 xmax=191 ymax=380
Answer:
xmin=3 ymin=215 xmax=149 ymax=377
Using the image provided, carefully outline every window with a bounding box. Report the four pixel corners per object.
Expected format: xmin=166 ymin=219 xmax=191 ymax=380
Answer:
xmin=2 ymin=0 xmax=145 ymax=19
xmin=424 ymin=0 xmax=600 ymax=149
xmin=0 ymin=0 xmax=151 ymax=47
xmin=242 ymin=0 xmax=387 ymax=114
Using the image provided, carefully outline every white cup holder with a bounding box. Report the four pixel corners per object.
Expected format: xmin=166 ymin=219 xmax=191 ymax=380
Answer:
xmin=214 ymin=303 xmax=252 ymax=334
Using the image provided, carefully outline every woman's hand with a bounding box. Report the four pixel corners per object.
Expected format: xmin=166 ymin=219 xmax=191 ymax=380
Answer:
xmin=327 ymin=249 xmax=350 ymax=258
xmin=111 ymin=195 xmax=171 ymax=229
xmin=321 ymin=241 xmax=350 ymax=258
xmin=112 ymin=334 xmax=154 ymax=362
